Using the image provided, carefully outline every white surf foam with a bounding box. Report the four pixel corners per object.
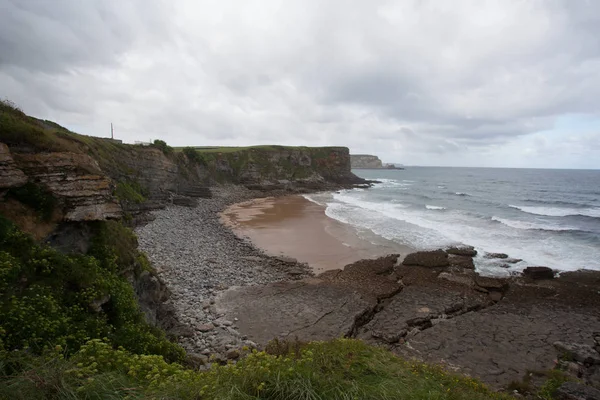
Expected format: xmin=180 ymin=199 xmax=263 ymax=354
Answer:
xmin=326 ymin=190 xmax=600 ymax=274
xmin=491 ymin=216 xmax=578 ymax=232
xmin=509 ymin=205 xmax=600 ymax=218
xmin=426 ymin=205 xmax=446 ymax=210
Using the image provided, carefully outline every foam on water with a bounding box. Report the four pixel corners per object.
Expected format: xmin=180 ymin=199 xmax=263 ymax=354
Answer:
xmin=491 ymin=216 xmax=579 ymax=232
xmin=509 ymin=205 xmax=600 ymax=218
xmin=324 ymin=172 xmax=600 ymax=275
xmin=426 ymin=205 xmax=446 ymax=210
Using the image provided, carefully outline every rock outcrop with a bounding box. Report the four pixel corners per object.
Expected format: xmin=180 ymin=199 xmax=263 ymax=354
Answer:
xmin=0 ymin=143 xmax=27 ymax=189
xmin=350 ymin=154 xmax=383 ymax=169
xmin=12 ymin=151 xmax=122 ymax=221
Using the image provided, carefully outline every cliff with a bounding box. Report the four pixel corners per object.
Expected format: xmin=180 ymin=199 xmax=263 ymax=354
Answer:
xmin=0 ymin=101 xmax=363 ymax=224
xmin=351 ymin=154 xmax=383 ymax=169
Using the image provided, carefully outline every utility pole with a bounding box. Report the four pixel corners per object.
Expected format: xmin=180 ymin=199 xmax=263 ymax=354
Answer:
xmin=111 ymin=123 xmax=114 ymax=139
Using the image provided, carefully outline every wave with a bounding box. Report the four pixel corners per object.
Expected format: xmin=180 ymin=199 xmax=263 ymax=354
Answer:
xmin=509 ymin=205 xmax=600 ymax=218
xmin=426 ymin=205 xmax=446 ymax=210
xmin=491 ymin=216 xmax=579 ymax=232
xmin=373 ymin=178 xmax=412 ymax=189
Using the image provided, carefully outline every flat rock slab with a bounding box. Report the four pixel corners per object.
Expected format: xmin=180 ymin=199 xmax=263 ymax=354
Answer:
xmin=357 ymin=286 xmax=488 ymax=344
xmin=397 ymin=303 xmax=600 ymax=387
xmin=215 ymin=280 xmax=373 ymax=345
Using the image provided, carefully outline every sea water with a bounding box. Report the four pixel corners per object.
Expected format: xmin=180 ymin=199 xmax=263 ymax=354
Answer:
xmin=305 ymin=167 xmax=600 ymax=276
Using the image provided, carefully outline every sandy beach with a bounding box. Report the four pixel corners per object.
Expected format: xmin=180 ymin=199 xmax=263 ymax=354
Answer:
xmin=221 ymin=195 xmax=411 ymax=273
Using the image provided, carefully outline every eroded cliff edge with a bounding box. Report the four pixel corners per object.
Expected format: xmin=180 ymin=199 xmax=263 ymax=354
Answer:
xmin=1 ymin=102 xmax=364 ymax=224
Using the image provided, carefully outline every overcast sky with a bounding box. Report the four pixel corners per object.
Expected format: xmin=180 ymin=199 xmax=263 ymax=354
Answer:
xmin=1 ymin=0 xmax=600 ymax=168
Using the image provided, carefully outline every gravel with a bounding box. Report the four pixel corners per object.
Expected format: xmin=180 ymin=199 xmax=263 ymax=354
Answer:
xmin=135 ymin=185 xmax=312 ymax=359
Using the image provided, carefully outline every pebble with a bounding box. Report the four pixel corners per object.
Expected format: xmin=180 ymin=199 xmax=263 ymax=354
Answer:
xmin=136 ymin=186 xmax=313 ymax=355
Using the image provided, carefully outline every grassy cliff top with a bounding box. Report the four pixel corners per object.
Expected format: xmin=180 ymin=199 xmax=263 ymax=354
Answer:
xmin=0 ymin=100 xmax=346 ymax=155
xmin=181 ymin=145 xmax=348 ymax=153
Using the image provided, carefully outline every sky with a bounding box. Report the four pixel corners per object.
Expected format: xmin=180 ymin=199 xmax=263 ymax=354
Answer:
xmin=1 ymin=0 xmax=600 ymax=169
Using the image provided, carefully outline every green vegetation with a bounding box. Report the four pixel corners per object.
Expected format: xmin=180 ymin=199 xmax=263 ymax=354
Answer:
xmin=507 ymin=369 xmax=574 ymax=399
xmin=114 ymin=181 xmax=147 ymax=204
xmin=7 ymin=182 xmax=57 ymax=221
xmin=152 ymin=139 xmax=173 ymax=154
xmin=0 ymin=217 xmax=182 ymax=362
xmin=183 ymin=146 xmax=208 ymax=165
xmin=0 ymin=337 xmax=514 ymax=400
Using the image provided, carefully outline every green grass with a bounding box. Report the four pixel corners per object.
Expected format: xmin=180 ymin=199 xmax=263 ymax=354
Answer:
xmin=179 ymin=145 xmax=345 ymax=153
xmin=0 ymin=338 xmax=515 ymax=400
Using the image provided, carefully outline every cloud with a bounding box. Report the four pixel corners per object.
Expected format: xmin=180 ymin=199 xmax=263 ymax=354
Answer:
xmin=1 ymin=0 xmax=599 ymax=168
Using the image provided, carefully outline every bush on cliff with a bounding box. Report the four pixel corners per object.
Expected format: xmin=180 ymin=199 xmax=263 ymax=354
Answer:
xmin=0 ymin=217 xmax=183 ymax=362
xmin=1 ymin=337 xmax=515 ymax=400
xmin=152 ymin=139 xmax=173 ymax=154
xmin=183 ymin=146 xmax=208 ymax=165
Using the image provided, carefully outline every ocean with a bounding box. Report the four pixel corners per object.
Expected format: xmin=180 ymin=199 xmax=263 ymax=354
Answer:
xmin=305 ymin=167 xmax=600 ymax=276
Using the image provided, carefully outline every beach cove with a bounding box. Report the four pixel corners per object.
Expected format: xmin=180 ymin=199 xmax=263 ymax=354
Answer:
xmin=136 ymin=185 xmax=600 ymax=390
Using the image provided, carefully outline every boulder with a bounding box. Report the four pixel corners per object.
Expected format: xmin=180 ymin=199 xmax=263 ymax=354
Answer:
xmin=475 ymin=276 xmax=509 ymax=292
xmin=402 ymin=250 xmax=449 ymax=268
xmin=524 ymin=266 xmax=555 ymax=280
xmin=448 ymin=254 xmax=475 ymax=269
xmin=446 ymin=246 xmax=477 ymax=257
xmin=555 ymin=382 xmax=600 ymax=400
xmin=197 ymin=324 xmax=214 ymax=333
xmin=172 ymin=195 xmax=198 ymax=207
xmin=484 ymin=253 xmax=509 ymax=259
xmin=554 ymin=342 xmax=600 ymax=365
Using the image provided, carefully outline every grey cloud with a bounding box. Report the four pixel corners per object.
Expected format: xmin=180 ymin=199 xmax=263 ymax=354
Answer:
xmin=1 ymin=0 xmax=600 ymax=168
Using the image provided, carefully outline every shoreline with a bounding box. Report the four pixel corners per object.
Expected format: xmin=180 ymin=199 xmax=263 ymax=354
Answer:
xmin=135 ymin=184 xmax=600 ymax=389
xmin=220 ymin=195 xmax=412 ymax=274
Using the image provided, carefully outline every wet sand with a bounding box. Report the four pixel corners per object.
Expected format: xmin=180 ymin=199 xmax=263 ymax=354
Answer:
xmin=221 ymin=195 xmax=412 ymax=273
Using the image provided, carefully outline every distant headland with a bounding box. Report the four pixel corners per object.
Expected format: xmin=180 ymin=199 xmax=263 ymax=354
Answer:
xmin=350 ymin=154 xmax=403 ymax=169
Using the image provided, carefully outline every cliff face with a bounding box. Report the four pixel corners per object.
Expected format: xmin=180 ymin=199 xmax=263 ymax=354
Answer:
xmin=351 ymin=154 xmax=383 ymax=169
xmin=0 ymin=104 xmax=362 ymax=224
xmin=196 ymin=146 xmax=360 ymax=185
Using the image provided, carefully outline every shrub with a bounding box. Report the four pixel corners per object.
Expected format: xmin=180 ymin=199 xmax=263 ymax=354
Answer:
xmin=114 ymin=181 xmax=146 ymax=204
xmin=151 ymin=139 xmax=173 ymax=154
xmin=7 ymin=182 xmax=57 ymax=221
xmin=0 ymin=217 xmax=183 ymax=362
xmin=183 ymin=147 xmax=207 ymax=165
xmin=0 ymin=338 xmax=515 ymax=400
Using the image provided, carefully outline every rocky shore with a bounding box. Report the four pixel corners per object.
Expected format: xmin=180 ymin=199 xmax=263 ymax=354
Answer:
xmin=136 ymin=185 xmax=600 ymax=395
xmin=136 ymin=186 xmax=316 ymax=363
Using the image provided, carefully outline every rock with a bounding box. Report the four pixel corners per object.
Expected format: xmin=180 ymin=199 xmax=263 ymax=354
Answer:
xmin=169 ymin=324 xmax=195 ymax=338
xmin=448 ymin=254 xmax=475 ymax=269
xmin=475 ymin=276 xmax=509 ymax=292
xmin=488 ymin=291 xmax=503 ymax=302
xmin=402 ymin=250 xmax=449 ymax=268
xmin=89 ymin=295 xmax=111 ymax=313
xmin=287 ymin=268 xmax=305 ymax=276
xmin=504 ymin=258 xmax=523 ymax=264
xmin=446 ymin=246 xmax=477 ymax=257
xmin=555 ymin=382 xmax=600 ymax=400
xmin=275 ymin=256 xmax=298 ymax=263
xmin=437 ymin=272 xmax=475 ymax=287
xmin=484 ymin=253 xmax=509 ymax=259
xmin=524 ymin=266 xmax=555 ymax=280
xmin=185 ymin=353 xmax=209 ymax=369
xmin=226 ymin=349 xmax=240 ymax=360
xmin=555 ymin=342 xmax=600 ymax=365
xmin=12 ymin=152 xmax=123 ymax=221
xmin=0 ymin=143 xmax=27 ymax=188
xmin=215 ymin=281 xmax=373 ymax=346
xmin=197 ymin=324 xmax=214 ymax=333
xmin=211 ymin=353 xmax=228 ymax=365
xmin=172 ymin=195 xmax=198 ymax=207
